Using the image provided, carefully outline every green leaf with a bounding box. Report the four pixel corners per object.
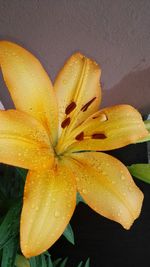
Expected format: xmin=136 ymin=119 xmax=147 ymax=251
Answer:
xmin=137 ymin=119 xmax=150 ymax=143
xmin=46 ymin=254 xmax=53 ymax=267
xmin=84 ymin=258 xmax=90 ymax=267
xmin=1 ymin=238 xmax=18 ymax=267
xmin=136 ymin=134 xmax=150 ymax=143
xmin=40 ymin=254 xmax=47 ymax=267
xmin=76 ymin=192 xmax=85 ymax=205
xmin=59 ymin=258 xmax=68 ymax=267
xmin=16 ymin=167 xmax=28 ymax=181
xmin=15 ymin=254 xmax=30 ymax=267
xmin=77 ymin=261 xmax=83 ymax=267
xmin=145 ymin=119 xmax=150 ymax=131
xmin=63 ymin=223 xmax=75 ymax=245
xmin=128 ymin=164 xmax=150 ymax=184
xmin=0 ymin=165 xmax=25 ymax=203
xmin=0 ymin=202 xmax=21 ymax=249
xmin=29 ymin=257 xmax=36 ymax=267
xmin=53 ymin=258 xmax=62 ymax=267
xmin=29 ymin=254 xmax=53 ymax=267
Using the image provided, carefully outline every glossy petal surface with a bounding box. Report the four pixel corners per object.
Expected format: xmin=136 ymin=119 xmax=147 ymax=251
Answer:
xmin=67 ymin=105 xmax=148 ymax=152
xmin=54 ymin=52 xmax=101 ymax=136
xmin=0 ymin=110 xmax=53 ymax=169
xmin=64 ymin=152 xmax=143 ymax=229
xmin=21 ymin=161 xmax=76 ymax=258
xmin=0 ymin=41 xmax=58 ymax=144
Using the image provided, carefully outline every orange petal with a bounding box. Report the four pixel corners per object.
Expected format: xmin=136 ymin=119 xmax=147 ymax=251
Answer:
xmin=54 ymin=52 xmax=101 ymax=136
xmin=67 ymin=105 xmax=148 ymax=152
xmin=0 ymin=41 xmax=58 ymax=144
xmin=64 ymin=152 xmax=143 ymax=229
xmin=0 ymin=109 xmax=53 ymax=170
xmin=20 ymin=161 xmax=76 ymax=258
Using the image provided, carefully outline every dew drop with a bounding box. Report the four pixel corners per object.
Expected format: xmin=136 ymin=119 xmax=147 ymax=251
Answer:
xmin=82 ymin=189 xmax=87 ymax=194
xmin=54 ymin=211 xmax=60 ymax=217
xmin=128 ymin=186 xmax=133 ymax=192
xmin=121 ymin=175 xmax=125 ymax=181
xmin=63 ymin=79 xmax=67 ymax=84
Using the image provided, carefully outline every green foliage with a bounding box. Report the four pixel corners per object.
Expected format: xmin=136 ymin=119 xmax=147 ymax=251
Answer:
xmin=53 ymin=257 xmax=90 ymax=267
xmin=128 ymin=164 xmax=150 ymax=184
xmin=58 ymin=258 xmax=68 ymax=267
xmin=63 ymin=223 xmax=75 ymax=245
xmin=0 ymin=202 xmax=21 ymax=249
xmin=145 ymin=119 xmax=150 ymax=131
xmin=76 ymin=192 xmax=85 ymax=205
xmin=53 ymin=258 xmax=62 ymax=267
xmin=76 ymin=262 xmax=83 ymax=267
xmin=15 ymin=254 xmax=30 ymax=267
xmin=137 ymin=119 xmax=150 ymax=143
xmin=1 ymin=239 xmax=18 ymax=267
xmin=76 ymin=258 xmax=90 ymax=267
xmin=84 ymin=258 xmax=90 ymax=267
xmin=29 ymin=253 xmax=54 ymax=267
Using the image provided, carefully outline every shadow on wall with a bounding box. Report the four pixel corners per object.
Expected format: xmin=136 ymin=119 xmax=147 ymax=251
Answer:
xmin=102 ymin=67 xmax=150 ymax=116
xmin=0 ymin=66 xmax=150 ymax=116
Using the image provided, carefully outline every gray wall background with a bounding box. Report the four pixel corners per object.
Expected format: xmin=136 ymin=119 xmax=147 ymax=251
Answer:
xmin=0 ymin=0 xmax=150 ymax=114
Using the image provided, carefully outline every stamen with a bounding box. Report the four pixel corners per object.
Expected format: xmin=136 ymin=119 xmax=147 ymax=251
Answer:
xmin=61 ymin=117 xmax=71 ymax=128
xmin=92 ymin=133 xmax=107 ymax=139
xmin=75 ymin=131 xmax=84 ymax=141
xmin=81 ymin=97 xmax=96 ymax=112
xmin=92 ymin=116 xmax=99 ymax=119
xmin=65 ymin=101 xmax=76 ymax=115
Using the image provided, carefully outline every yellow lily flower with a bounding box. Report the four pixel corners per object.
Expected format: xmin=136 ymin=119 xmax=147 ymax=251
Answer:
xmin=0 ymin=41 xmax=148 ymax=258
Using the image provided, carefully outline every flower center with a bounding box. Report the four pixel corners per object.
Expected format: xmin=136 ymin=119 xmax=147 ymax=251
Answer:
xmin=55 ymin=98 xmax=108 ymax=156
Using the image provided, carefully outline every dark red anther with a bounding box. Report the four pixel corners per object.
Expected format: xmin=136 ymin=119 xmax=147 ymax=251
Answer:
xmin=92 ymin=116 xmax=99 ymax=119
xmin=75 ymin=131 xmax=84 ymax=141
xmin=92 ymin=133 xmax=107 ymax=139
xmin=61 ymin=117 xmax=71 ymax=128
xmin=81 ymin=97 xmax=96 ymax=112
xmin=65 ymin=101 xmax=76 ymax=115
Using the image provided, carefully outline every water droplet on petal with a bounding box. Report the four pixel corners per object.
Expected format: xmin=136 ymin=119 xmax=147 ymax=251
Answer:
xmin=121 ymin=175 xmax=125 ymax=180
xmin=54 ymin=211 xmax=60 ymax=217
xmin=82 ymin=189 xmax=87 ymax=194
xmin=128 ymin=186 xmax=133 ymax=192
xmin=63 ymin=79 xmax=67 ymax=84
